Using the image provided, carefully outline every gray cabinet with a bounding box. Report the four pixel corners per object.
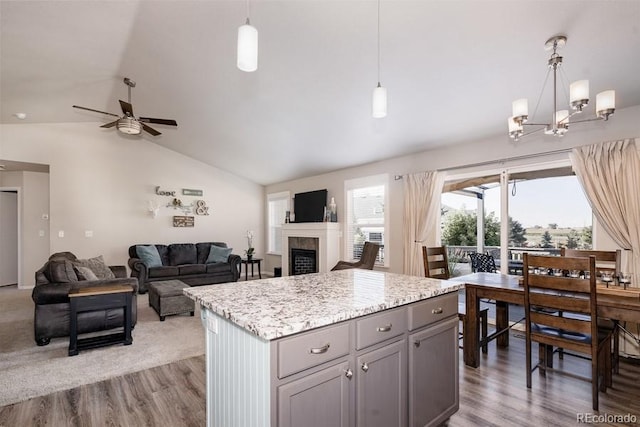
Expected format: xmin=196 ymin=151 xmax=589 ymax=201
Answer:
xmin=277 ymin=360 xmax=351 ymax=427
xmin=356 ymin=339 xmax=407 ymax=427
xmin=408 ymin=316 xmax=459 ymax=427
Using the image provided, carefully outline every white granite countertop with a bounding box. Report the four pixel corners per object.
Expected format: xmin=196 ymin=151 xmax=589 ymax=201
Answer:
xmin=184 ymin=269 xmax=462 ymax=340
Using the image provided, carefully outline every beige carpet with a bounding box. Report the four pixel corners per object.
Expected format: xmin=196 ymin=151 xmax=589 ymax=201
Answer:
xmin=0 ymin=285 xmax=205 ymax=407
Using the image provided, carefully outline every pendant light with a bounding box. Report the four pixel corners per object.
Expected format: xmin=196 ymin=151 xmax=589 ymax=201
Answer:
xmin=237 ymin=0 xmax=258 ymax=72
xmin=372 ymin=0 xmax=387 ymax=118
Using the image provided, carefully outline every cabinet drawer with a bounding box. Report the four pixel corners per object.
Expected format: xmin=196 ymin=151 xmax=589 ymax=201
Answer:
xmin=408 ymin=292 xmax=457 ymax=331
xmin=356 ymin=307 xmax=407 ymax=350
xmin=278 ymin=323 xmax=350 ymax=379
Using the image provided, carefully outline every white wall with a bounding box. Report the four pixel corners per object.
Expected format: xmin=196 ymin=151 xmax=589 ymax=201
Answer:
xmin=0 ymin=122 xmax=264 ymax=287
xmin=265 ymin=105 xmax=640 ymax=274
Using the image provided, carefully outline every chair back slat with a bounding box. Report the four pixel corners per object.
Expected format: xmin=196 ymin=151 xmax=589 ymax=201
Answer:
xmin=530 ymin=310 xmax=593 ymax=334
xmin=530 ymin=332 xmax=591 ymax=354
xmin=422 ymin=246 xmax=450 ymax=279
xmin=529 ymin=292 xmax=591 ymax=314
xmin=527 ymin=275 xmax=592 ymax=293
xmin=561 ymin=248 xmax=621 ymax=276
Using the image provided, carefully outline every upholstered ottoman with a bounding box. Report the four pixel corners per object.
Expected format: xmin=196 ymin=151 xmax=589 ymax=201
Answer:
xmin=148 ymin=280 xmax=195 ymax=321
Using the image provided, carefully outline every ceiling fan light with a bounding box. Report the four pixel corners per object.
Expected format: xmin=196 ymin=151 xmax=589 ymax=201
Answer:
xmin=237 ymin=21 xmax=258 ymax=72
xmin=372 ymin=83 xmax=387 ymax=118
xmin=117 ymin=118 xmax=142 ymax=135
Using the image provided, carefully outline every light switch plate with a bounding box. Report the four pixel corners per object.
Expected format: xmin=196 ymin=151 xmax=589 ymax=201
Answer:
xmin=58 ymin=230 xmax=64 ymax=238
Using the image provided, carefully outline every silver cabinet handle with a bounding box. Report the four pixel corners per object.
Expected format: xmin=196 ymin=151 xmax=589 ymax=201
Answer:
xmin=309 ymin=343 xmax=330 ymax=354
xmin=376 ymin=324 xmax=392 ymax=332
xmin=431 ymin=307 xmax=443 ymax=314
xmin=361 ymin=362 xmax=369 ymax=372
xmin=345 ymin=369 xmax=353 ymax=380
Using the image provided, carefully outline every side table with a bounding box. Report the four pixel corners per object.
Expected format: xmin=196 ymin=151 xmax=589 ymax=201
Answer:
xmin=241 ymin=258 xmax=262 ymax=281
xmin=68 ymin=284 xmax=134 ymax=356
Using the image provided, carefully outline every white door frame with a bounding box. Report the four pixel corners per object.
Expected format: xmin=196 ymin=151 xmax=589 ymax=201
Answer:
xmin=0 ymin=187 xmax=21 ymax=287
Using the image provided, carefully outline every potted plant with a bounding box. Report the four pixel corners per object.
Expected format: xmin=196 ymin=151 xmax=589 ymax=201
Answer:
xmin=245 ymin=231 xmax=255 ymax=260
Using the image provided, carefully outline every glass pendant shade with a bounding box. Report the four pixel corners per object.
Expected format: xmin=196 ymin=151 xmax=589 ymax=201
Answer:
xmin=596 ymin=90 xmax=615 ymax=112
xmin=237 ymin=21 xmax=258 ymax=72
xmin=570 ymin=80 xmax=589 ymax=105
xmin=372 ymin=83 xmax=387 ymax=118
xmin=512 ymin=98 xmax=529 ymax=119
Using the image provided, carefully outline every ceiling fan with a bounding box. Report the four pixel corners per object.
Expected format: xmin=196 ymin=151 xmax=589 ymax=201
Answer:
xmin=72 ymin=77 xmax=177 ymax=136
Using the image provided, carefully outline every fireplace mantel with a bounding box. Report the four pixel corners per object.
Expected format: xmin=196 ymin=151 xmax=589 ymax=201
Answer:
xmin=281 ymin=223 xmax=341 ymax=276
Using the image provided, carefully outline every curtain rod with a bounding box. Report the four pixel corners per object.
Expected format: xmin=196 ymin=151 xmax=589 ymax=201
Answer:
xmin=394 ymin=147 xmax=574 ymax=180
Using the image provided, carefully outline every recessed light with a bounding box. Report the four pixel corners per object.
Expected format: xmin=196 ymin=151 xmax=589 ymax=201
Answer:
xmin=14 ymin=113 xmax=27 ymax=120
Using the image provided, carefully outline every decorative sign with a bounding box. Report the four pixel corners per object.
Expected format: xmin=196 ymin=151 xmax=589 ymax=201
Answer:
xmin=194 ymin=200 xmax=209 ymax=215
xmin=183 ymin=188 xmax=203 ymax=197
xmin=173 ymin=216 xmax=194 ymax=227
xmin=156 ymin=186 xmax=176 ymax=196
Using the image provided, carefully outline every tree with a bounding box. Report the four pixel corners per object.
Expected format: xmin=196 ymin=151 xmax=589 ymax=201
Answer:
xmin=442 ymin=211 xmax=477 ymax=246
xmin=566 ymin=229 xmax=581 ymax=249
xmin=540 ymin=230 xmax=554 ymax=248
xmin=509 ymin=217 xmax=527 ymax=247
xmin=442 ymin=211 xmax=501 ymax=246
xmin=548 ymin=223 xmax=558 ymax=230
xmin=582 ymin=226 xmax=593 ymax=247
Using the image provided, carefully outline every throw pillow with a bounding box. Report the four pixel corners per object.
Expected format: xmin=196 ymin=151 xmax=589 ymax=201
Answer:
xmin=207 ymin=245 xmax=233 ymax=263
xmin=74 ymin=255 xmax=116 ymax=279
xmin=46 ymin=260 xmax=79 ymax=283
xmin=136 ymin=245 xmax=163 ymax=268
xmin=74 ymin=265 xmax=99 ymax=281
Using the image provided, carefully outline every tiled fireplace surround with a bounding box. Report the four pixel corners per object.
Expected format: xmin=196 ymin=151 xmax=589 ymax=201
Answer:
xmin=281 ymin=223 xmax=341 ymax=276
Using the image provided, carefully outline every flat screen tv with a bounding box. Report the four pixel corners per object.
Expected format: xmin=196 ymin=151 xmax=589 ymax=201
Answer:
xmin=293 ymin=189 xmax=327 ymax=223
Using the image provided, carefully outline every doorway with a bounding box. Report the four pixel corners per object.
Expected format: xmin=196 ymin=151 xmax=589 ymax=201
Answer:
xmin=0 ymin=189 xmax=19 ymax=286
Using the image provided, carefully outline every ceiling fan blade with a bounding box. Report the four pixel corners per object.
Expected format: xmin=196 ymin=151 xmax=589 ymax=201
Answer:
xmin=119 ymin=100 xmax=134 ymax=117
xmin=139 ymin=117 xmax=178 ymax=126
xmin=72 ymin=105 xmax=119 ymax=117
xmin=141 ymin=123 xmax=161 ymax=136
xmin=100 ymin=120 xmax=119 ymax=129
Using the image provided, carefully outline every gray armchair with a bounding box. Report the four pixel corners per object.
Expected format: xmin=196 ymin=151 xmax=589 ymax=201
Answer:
xmin=331 ymin=242 xmax=381 ymax=271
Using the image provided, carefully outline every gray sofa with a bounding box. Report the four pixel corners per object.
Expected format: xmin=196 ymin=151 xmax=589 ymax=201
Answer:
xmin=32 ymin=252 xmax=138 ymax=346
xmin=128 ymin=242 xmax=241 ymax=294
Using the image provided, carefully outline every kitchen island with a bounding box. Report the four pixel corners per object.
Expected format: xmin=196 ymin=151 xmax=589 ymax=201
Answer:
xmin=184 ymin=269 xmax=463 ymax=427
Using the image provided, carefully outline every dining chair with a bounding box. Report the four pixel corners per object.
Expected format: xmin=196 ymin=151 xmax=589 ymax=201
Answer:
xmin=331 ymin=241 xmax=380 ymax=271
xmin=423 ymin=246 xmax=489 ymax=353
xmin=560 ymin=248 xmax=623 ymax=373
xmin=523 ymin=253 xmax=614 ymax=411
xmin=469 ymin=252 xmax=497 ymax=273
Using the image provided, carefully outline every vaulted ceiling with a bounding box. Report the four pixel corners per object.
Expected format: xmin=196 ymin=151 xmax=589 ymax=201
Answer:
xmin=2 ymin=1 xmax=639 ymax=185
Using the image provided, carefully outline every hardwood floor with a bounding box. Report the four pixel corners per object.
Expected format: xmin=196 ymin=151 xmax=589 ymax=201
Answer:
xmin=1 ymin=331 xmax=639 ymax=426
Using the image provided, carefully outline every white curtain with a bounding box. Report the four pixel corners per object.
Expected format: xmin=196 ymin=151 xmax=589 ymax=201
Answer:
xmin=569 ymin=138 xmax=640 ymax=279
xmin=403 ymin=171 xmax=445 ymax=276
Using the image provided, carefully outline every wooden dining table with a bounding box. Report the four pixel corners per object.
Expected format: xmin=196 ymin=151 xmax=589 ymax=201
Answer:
xmin=450 ymin=272 xmax=640 ymax=368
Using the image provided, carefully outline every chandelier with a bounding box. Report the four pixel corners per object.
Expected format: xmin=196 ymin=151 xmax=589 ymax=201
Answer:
xmin=508 ymin=35 xmax=615 ymax=141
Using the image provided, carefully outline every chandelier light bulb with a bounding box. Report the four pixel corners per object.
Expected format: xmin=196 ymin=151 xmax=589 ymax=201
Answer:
xmin=372 ymin=83 xmax=387 ymax=118
xmin=237 ymin=19 xmax=258 ymax=72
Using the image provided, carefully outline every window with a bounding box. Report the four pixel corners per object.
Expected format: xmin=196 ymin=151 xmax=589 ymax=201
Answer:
xmin=267 ymin=191 xmax=290 ymax=255
xmin=344 ymin=174 xmax=388 ymax=266
xmin=440 ymin=160 xmax=593 ymax=276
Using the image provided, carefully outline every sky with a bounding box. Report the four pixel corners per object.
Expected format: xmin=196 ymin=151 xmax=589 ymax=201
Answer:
xmin=442 ymin=176 xmax=592 ymax=229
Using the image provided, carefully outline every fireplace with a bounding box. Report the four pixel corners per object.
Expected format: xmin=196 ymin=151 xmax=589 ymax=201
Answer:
xmin=281 ymin=223 xmax=341 ymax=276
xmin=291 ymin=248 xmax=317 ymax=275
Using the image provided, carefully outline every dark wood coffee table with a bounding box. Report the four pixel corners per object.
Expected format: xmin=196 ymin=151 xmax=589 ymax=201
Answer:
xmin=68 ymin=284 xmax=134 ymax=356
